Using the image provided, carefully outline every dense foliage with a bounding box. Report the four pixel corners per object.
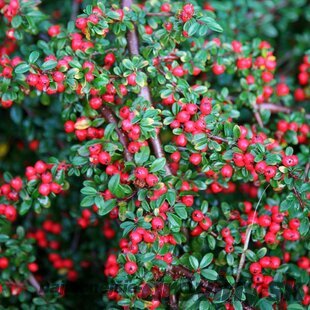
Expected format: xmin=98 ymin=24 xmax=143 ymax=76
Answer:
xmin=0 ymin=0 xmax=309 ymax=309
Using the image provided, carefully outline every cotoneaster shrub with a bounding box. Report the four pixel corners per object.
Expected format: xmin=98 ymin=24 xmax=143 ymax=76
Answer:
xmin=0 ymin=0 xmax=309 ymax=309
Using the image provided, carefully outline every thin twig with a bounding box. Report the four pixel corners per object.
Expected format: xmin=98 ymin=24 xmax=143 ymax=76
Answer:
xmin=304 ymin=163 xmax=310 ymax=181
xmin=293 ymin=186 xmax=304 ymax=209
xmin=206 ymin=133 xmax=232 ymax=144
xmin=101 ymin=105 xmax=133 ymax=162
xmin=253 ymin=110 xmax=264 ymax=128
xmin=168 ymin=265 xmax=218 ymax=293
xmin=169 ymin=294 xmax=178 ymax=310
xmin=70 ymin=229 xmax=81 ymax=252
xmin=235 ymin=185 xmax=270 ymax=286
xmin=122 ymin=0 xmax=172 ymax=176
xmin=259 ymin=103 xmax=310 ymax=119
xmin=70 ymin=0 xmax=80 ymax=21
xmin=28 ymin=274 xmax=45 ymax=296
xmin=146 ymin=12 xmax=172 ymax=17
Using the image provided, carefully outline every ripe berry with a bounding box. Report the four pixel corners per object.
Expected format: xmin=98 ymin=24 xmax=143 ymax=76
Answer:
xmin=134 ymin=167 xmax=148 ymax=179
xmin=258 ymin=215 xmax=271 ymax=227
xmin=39 ymin=183 xmax=51 ymax=196
xmin=199 ymin=216 xmax=212 ymax=230
xmin=161 ymin=3 xmax=171 ymax=12
xmin=98 ymin=151 xmax=111 ymax=165
xmin=189 ymin=153 xmax=202 ymax=165
xmin=127 ymin=73 xmax=137 ymax=86
xmin=0 ymin=257 xmax=9 ymax=269
xmin=212 ymin=64 xmax=225 ymax=75
xmin=249 ymin=262 xmax=262 ymax=275
xmin=288 ymin=218 xmax=300 ymax=230
xmin=89 ymin=97 xmax=103 ymax=110
xmin=192 ymin=210 xmax=204 ymax=222
xmin=221 ymin=164 xmax=233 ymax=178
xmin=28 ymin=262 xmax=39 ymax=272
xmin=146 ymin=174 xmax=159 ymax=187
xmin=152 ymin=217 xmax=164 ymax=230
xmin=180 ymin=3 xmax=195 ymax=22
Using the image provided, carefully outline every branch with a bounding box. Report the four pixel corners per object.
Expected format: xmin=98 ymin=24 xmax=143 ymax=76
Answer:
xmin=70 ymin=0 xmax=80 ymax=21
xmin=146 ymin=12 xmax=172 ymax=17
xmin=304 ymin=162 xmax=310 ymax=181
xmin=169 ymin=265 xmax=255 ymax=309
xmin=259 ymin=103 xmax=310 ymax=119
xmin=169 ymin=294 xmax=178 ymax=310
xmin=235 ymin=185 xmax=270 ymax=286
xmin=253 ymin=110 xmax=264 ymax=128
xmin=28 ymin=274 xmax=45 ymax=297
xmin=101 ymin=105 xmax=133 ymax=162
xmin=168 ymin=265 xmax=218 ymax=294
xmin=122 ymin=0 xmax=172 ymax=176
xmin=293 ymin=186 xmax=304 ymax=209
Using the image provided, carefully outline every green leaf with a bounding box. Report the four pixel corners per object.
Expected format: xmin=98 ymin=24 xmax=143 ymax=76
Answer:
xmin=15 ymin=63 xmax=30 ymax=74
xmin=213 ymin=288 xmax=230 ymax=303
xmin=256 ymin=298 xmax=273 ymax=310
xmin=200 ymin=253 xmax=213 ymax=268
xmin=287 ymin=304 xmax=305 ymax=310
xmin=80 ymin=195 xmax=95 ymax=207
xmin=81 ymin=187 xmax=97 ymax=196
xmin=29 ymin=51 xmax=40 ymax=63
xmin=122 ymin=59 xmax=134 ymax=70
xmin=189 ymin=255 xmax=199 ymax=270
xmin=200 ymin=17 xmax=223 ymax=32
xmin=256 ymin=247 xmax=267 ymax=259
xmin=11 ymin=15 xmax=22 ymax=28
xmin=233 ymin=125 xmax=241 ymax=139
xmin=134 ymin=146 xmax=150 ymax=165
xmin=108 ymin=174 xmax=132 ymax=199
xmin=0 ymin=234 xmax=9 ymax=242
xmin=167 ymin=213 xmax=181 ymax=231
xmin=201 ymin=269 xmax=218 ymax=281
xmin=232 ymin=300 xmax=243 ymax=310
xmin=20 ymin=200 xmax=32 ymax=215
xmin=98 ymin=199 xmax=117 ymax=216
xmin=188 ymin=22 xmax=200 ymax=36
xmin=33 ymin=298 xmax=47 ymax=306
xmin=41 ymin=60 xmax=57 ymax=71
xmin=174 ymin=204 xmax=187 ymax=219
xmin=166 ymin=189 xmax=176 ymax=206
xmin=10 ymin=106 xmax=22 ymax=124
xmin=150 ymin=158 xmax=166 ymax=173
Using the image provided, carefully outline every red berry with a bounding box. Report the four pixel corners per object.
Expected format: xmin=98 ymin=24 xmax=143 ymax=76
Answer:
xmin=249 ymin=262 xmax=262 ymax=275
xmin=152 ymin=217 xmax=164 ymax=230
xmin=189 ymin=153 xmax=202 ymax=165
xmin=0 ymin=257 xmax=9 ymax=269
xmin=98 ymin=151 xmax=111 ymax=165
xmin=192 ymin=210 xmax=204 ymax=222
xmin=135 ymin=167 xmax=148 ymax=179
xmin=221 ymin=164 xmax=233 ymax=178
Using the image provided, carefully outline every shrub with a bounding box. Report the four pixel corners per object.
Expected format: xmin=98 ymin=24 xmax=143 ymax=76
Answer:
xmin=0 ymin=0 xmax=309 ymax=309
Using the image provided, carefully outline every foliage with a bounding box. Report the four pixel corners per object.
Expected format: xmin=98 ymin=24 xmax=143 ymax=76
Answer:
xmin=0 ymin=0 xmax=309 ymax=309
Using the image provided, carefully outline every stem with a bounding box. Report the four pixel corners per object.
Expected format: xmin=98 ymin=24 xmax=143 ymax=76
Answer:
xmin=122 ymin=0 xmax=172 ymax=176
xmin=146 ymin=12 xmax=172 ymax=16
xmin=235 ymin=185 xmax=270 ymax=286
xmin=28 ymin=274 xmax=45 ymax=296
xmin=304 ymin=162 xmax=310 ymax=181
xmin=101 ymin=105 xmax=133 ymax=162
xmin=259 ymin=103 xmax=310 ymax=119
xmin=253 ymin=110 xmax=264 ymax=128
xmin=293 ymin=186 xmax=304 ymax=209
xmin=206 ymin=133 xmax=232 ymax=144
xmin=70 ymin=0 xmax=80 ymax=21
xmin=169 ymin=294 xmax=178 ymax=310
xmin=168 ymin=265 xmax=218 ymax=293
